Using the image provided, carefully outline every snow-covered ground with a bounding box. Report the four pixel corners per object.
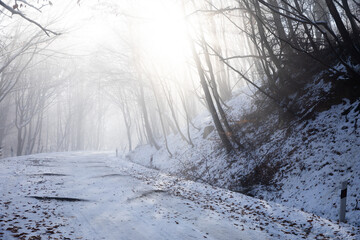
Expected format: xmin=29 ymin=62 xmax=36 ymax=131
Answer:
xmin=126 ymin=68 xmax=360 ymax=230
xmin=0 ymin=152 xmax=359 ymax=239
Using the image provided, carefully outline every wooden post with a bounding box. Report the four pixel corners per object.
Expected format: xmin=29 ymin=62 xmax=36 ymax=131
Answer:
xmin=339 ymin=181 xmax=347 ymax=222
xmin=116 ymin=148 xmax=118 ymax=157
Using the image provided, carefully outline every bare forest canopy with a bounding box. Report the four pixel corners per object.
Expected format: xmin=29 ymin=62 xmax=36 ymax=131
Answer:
xmin=0 ymin=0 xmax=359 ymax=157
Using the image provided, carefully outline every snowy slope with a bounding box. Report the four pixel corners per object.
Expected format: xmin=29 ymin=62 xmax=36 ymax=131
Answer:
xmin=126 ymin=66 xmax=360 ymax=228
xmin=0 ymin=152 xmax=359 ymax=239
xmin=258 ymin=100 xmax=360 ymax=225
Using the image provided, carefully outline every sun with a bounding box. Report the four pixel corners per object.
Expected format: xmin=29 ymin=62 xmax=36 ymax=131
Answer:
xmin=134 ymin=0 xmax=190 ymax=68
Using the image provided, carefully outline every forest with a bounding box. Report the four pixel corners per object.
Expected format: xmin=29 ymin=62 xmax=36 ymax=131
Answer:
xmin=0 ymin=0 xmax=360 ymax=239
xmin=0 ymin=0 xmax=358 ymax=157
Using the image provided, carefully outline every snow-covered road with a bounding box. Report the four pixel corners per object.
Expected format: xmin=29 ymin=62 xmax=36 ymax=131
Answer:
xmin=0 ymin=152 xmax=358 ymax=239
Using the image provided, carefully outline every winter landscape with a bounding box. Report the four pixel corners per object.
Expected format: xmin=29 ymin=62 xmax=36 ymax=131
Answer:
xmin=0 ymin=0 xmax=360 ymax=239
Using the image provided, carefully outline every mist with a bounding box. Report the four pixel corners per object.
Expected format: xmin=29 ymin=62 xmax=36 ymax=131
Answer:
xmin=0 ymin=0 xmax=359 ymax=157
xmin=0 ymin=0 xmax=253 ymax=156
xmin=1 ymin=0 xmax=360 ymax=238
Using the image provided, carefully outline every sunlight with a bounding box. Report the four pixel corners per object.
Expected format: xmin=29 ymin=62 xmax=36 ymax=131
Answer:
xmin=1 ymin=0 xmax=359 ymax=237
xmin=135 ymin=1 xmax=190 ymax=68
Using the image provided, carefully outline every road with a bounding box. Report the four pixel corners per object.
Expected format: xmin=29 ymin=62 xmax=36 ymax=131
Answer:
xmin=0 ymin=152 xmax=266 ymax=240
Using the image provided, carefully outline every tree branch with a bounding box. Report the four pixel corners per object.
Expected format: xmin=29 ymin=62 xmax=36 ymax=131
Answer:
xmin=0 ymin=0 xmax=59 ymax=36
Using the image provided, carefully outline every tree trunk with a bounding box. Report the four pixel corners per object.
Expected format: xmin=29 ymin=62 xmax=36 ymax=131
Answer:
xmin=341 ymin=0 xmax=360 ymax=43
xmin=150 ymin=80 xmax=172 ymax=157
xmin=160 ymin=79 xmax=192 ymax=145
xmin=190 ymin=39 xmax=233 ymax=152
xmin=16 ymin=127 xmax=23 ymax=156
xmin=252 ymin=0 xmax=287 ymax=85
xmin=201 ymin=34 xmax=243 ymax=149
xmin=325 ymin=0 xmax=360 ymax=62
xmin=268 ymin=0 xmax=289 ymax=53
xmin=293 ymin=0 xmax=319 ymax=52
xmin=281 ymin=1 xmax=299 ymax=48
xmin=138 ymin=83 xmax=160 ymax=150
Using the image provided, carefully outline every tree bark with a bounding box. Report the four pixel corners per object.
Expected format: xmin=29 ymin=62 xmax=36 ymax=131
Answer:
xmin=189 ymin=38 xmax=233 ymax=152
xmin=341 ymin=0 xmax=360 ymax=43
xmin=325 ymin=0 xmax=360 ymax=62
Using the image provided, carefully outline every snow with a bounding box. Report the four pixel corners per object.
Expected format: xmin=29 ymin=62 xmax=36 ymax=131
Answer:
xmin=266 ymin=100 xmax=360 ymax=224
xmin=0 ymin=152 xmax=263 ymax=239
xmin=125 ymin=65 xmax=360 ymax=235
xmin=1 ymin=62 xmax=360 ymax=239
xmin=1 ymin=152 xmax=358 ymax=239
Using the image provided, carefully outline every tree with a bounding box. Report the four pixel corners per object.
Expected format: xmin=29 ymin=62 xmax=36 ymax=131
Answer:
xmin=0 ymin=0 xmax=58 ymax=36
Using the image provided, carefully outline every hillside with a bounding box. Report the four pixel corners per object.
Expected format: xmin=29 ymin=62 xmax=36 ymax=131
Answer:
xmin=126 ymin=61 xmax=360 ymax=227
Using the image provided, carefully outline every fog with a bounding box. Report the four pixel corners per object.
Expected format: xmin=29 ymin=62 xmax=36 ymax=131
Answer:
xmin=1 ymin=0 xmax=352 ymax=156
xmin=0 ymin=0 xmax=245 ymax=156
